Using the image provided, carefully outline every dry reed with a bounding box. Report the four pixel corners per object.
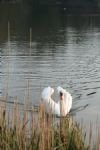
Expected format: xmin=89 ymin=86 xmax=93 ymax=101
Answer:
xmin=0 ymin=99 xmax=94 ymax=150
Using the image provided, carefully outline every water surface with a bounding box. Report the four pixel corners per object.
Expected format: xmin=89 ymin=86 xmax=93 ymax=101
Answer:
xmin=0 ymin=4 xmax=100 ymax=132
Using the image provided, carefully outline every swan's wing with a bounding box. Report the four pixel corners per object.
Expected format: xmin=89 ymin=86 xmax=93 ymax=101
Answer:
xmin=41 ymin=87 xmax=54 ymax=101
xmin=65 ymin=92 xmax=72 ymax=113
xmin=41 ymin=87 xmax=60 ymax=116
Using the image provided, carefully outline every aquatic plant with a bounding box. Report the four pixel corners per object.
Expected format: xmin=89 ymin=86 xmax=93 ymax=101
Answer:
xmin=0 ymin=99 xmax=94 ymax=150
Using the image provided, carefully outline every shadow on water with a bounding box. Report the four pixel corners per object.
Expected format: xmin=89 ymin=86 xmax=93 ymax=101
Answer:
xmin=70 ymin=104 xmax=89 ymax=116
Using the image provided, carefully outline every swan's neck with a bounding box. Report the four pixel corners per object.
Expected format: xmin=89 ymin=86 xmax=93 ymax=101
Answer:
xmin=60 ymin=100 xmax=66 ymax=116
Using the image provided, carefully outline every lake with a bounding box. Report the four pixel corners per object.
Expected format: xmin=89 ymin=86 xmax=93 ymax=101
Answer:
xmin=0 ymin=3 xmax=100 ymax=134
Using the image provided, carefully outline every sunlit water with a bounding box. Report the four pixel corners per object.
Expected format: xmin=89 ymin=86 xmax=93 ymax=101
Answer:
xmin=0 ymin=4 xmax=100 ymax=135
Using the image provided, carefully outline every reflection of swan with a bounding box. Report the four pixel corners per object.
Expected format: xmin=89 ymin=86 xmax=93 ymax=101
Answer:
xmin=41 ymin=86 xmax=72 ymax=117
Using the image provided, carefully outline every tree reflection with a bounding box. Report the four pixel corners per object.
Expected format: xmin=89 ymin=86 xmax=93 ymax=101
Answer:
xmin=0 ymin=3 xmax=100 ymax=54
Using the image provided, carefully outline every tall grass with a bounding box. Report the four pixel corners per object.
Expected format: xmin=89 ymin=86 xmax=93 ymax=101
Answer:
xmin=0 ymin=99 xmax=94 ymax=150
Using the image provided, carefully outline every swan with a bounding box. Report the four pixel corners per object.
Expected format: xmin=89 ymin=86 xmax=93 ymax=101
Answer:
xmin=41 ymin=86 xmax=72 ymax=117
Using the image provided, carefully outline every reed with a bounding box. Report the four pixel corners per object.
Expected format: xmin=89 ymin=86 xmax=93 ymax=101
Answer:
xmin=0 ymin=99 xmax=97 ymax=150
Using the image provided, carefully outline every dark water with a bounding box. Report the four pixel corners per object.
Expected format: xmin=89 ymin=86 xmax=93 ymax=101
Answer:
xmin=0 ymin=4 xmax=100 ymax=131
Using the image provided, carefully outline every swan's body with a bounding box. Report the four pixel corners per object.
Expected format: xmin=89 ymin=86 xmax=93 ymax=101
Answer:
xmin=41 ymin=86 xmax=72 ymax=117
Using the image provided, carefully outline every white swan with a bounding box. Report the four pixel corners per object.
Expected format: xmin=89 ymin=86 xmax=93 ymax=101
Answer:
xmin=41 ymin=86 xmax=72 ymax=117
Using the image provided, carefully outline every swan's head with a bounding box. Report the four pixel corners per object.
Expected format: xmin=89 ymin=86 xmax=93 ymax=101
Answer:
xmin=59 ymin=91 xmax=64 ymax=100
xmin=57 ymin=86 xmax=66 ymax=100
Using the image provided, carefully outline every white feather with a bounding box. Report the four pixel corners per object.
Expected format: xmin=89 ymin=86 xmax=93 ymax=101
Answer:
xmin=41 ymin=86 xmax=72 ymax=116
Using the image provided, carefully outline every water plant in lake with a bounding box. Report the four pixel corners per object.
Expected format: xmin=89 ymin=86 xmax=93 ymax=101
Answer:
xmin=0 ymin=99 xmax=97 ymax=150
